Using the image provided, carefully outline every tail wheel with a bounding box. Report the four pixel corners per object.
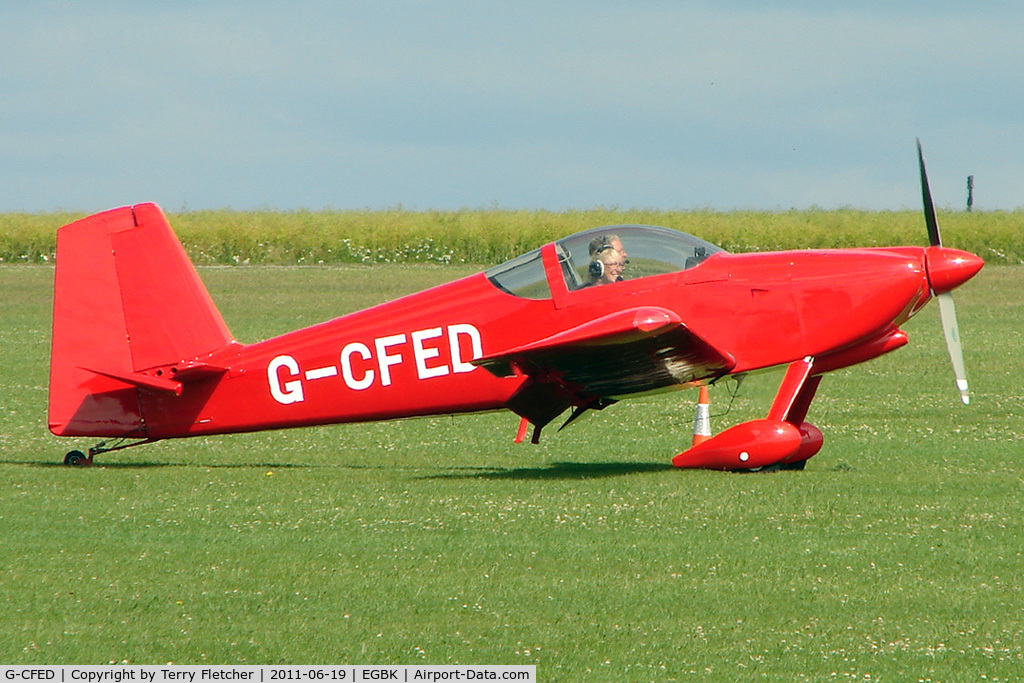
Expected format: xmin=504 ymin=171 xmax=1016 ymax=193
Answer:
xmin=63 ymin=450 xmax=91 ymax=466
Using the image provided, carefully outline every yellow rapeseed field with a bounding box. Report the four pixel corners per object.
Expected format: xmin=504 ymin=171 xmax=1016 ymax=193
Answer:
xmin=2 ymin=208 xmax=1020 ymax=266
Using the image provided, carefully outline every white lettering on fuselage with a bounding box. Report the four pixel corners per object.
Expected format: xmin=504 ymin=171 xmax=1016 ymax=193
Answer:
xmin=340 ymin=341 xmax=374 ymax=390
xmin=268 ymin=323 xmax=483 ymax=404
xmin=268 ymin=355 xmax=304 ymax=404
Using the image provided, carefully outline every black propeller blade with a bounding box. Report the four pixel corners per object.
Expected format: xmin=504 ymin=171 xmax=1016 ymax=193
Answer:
xmin=917 ymin=138 xmax=942 ymax=247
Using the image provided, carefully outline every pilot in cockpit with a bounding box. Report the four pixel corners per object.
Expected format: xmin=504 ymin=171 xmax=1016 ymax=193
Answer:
xmin=589 ymin=234 xmax=628 ymax=265
xmin=586 ymin=234 xmax=628 ymax=286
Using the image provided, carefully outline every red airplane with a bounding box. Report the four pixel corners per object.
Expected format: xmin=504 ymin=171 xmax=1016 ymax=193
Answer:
xmin=49 ymin=143 xmax=983 ymax=469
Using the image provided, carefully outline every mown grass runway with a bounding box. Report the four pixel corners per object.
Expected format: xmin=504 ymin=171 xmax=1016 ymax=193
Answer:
xmin=1 ymin=263 xmax=1021 ymax=680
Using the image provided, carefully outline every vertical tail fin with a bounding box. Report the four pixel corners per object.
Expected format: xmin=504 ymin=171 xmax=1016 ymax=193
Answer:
xmin=49 ymin=203 xmax=235 ymax=437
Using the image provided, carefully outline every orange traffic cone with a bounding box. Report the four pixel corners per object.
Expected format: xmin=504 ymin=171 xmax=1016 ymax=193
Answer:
xmin=691 ymin=385 xmax=712 ymax=447
xmin=514 ymin=416 xmax=530 ymax=444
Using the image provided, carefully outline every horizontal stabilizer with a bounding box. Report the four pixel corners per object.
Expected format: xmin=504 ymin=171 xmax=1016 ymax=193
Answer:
xmin=82 ymin=362 xmax=230 ymax=396
xmin=84 ymin=368 xmax=185 ymax=396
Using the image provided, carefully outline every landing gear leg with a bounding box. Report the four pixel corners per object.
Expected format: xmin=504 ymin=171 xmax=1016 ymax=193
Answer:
xmin=769 ymin=360 xmax=824 ymax=470
xmin=62 ymin=438 xmax=156 ymax=466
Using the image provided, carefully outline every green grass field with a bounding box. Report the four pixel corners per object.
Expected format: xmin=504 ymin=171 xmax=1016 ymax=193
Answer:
xmin=1 ymin=263 xmax=1021 ymax=680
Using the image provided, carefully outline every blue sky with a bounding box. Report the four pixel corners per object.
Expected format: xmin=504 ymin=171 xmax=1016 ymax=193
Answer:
xmin=2 ymin=2 xmax=1023 ymax=213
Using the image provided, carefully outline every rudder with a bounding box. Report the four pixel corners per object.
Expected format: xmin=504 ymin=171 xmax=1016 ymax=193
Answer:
xmin=49 ymin=203 xmax=236 ymax=437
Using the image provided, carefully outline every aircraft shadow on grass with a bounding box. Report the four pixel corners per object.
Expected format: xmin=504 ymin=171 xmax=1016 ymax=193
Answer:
xmin=18 ymin=459 xmax=319 ymax=470
xmin=12 ymin=459 xmax=671 ymax=480
xmin=18 ymin=460 xmax=177 ymax=469
xmin=424 ymin=461 xmax=675 ymax=481
xmin=16 ymin=458 xmax=848 ymax=477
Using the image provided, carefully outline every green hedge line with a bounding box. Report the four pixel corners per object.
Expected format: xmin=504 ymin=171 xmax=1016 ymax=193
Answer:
xmin=2 ymin=208 xmax=1021 ymax=265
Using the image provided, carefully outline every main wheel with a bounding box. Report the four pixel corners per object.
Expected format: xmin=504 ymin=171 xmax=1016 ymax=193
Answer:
xmin=64 ymin=450 xmax=89 ymax=466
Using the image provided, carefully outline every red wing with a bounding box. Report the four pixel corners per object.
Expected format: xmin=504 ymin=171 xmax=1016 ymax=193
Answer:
xmin=475 ymin=307 xmax=736 ymax=426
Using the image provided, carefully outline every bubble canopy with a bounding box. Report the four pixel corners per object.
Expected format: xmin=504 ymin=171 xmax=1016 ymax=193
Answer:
xmin=485 ymin=224 xmax=726 ymax=299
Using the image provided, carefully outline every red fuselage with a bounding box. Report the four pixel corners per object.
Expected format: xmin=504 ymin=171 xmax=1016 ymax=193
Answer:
xmin=133 ymin=244 xmax=968 ymax=440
